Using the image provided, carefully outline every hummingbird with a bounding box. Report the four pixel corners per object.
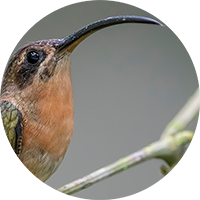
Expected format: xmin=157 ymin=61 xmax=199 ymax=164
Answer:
xmin=0 ymin=16 xmax=162 ymax=182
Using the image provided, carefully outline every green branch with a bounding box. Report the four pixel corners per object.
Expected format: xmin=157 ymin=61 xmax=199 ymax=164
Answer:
xmin=58 ymin=88 xmax=199 ymax=195
xmin=161 ymin=88 xmax=199 ymax=138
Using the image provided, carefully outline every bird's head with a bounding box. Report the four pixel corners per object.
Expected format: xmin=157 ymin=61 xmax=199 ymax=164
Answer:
xmin=1 ymin=15 xmax=162 ymax=97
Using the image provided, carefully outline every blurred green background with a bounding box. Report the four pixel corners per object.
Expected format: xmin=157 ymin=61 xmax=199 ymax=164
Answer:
xmin=0 ymin=0 xmax=200 ymax=200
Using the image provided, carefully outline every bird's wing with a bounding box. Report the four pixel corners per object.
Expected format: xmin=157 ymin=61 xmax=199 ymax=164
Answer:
xmin=1 ymin=101 xmax=23 ymax=157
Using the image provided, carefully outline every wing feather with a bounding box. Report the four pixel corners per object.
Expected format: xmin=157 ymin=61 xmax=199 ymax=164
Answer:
xmin=1 ymin=101 xmax=23 ymax=156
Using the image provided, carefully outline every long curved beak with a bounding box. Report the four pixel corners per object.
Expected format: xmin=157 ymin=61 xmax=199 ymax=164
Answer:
xmin=55 ymin=15 xmax=163 ymax=54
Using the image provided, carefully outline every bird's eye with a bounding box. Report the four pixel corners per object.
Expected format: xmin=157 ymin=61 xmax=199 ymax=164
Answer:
xmin=26 ymin=51 xmax=40 ymax=64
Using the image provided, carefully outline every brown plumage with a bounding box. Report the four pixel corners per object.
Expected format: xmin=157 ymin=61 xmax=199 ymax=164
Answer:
xmin=0 ymin=16 xmax=162 ymax=181
xmin=1 ymin=40 xmax=73 ymax=181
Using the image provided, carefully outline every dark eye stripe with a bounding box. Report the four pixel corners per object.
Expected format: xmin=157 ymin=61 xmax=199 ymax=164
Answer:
xmin=15 ymin=49 xmax=47 ymax=89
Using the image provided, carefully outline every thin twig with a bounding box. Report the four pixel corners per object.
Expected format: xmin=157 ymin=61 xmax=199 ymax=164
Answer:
xmin=58 ymin=131 xmax=193 ymax=194
xmin=56 ymin=87 xmax=200 ymax=200
xmin=161 ymin=88 xmax=199 ymax=138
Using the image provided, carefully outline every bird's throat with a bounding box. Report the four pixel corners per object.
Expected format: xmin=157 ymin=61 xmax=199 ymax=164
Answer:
xmin=22 ymin=57 xmax=74 ymax=158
